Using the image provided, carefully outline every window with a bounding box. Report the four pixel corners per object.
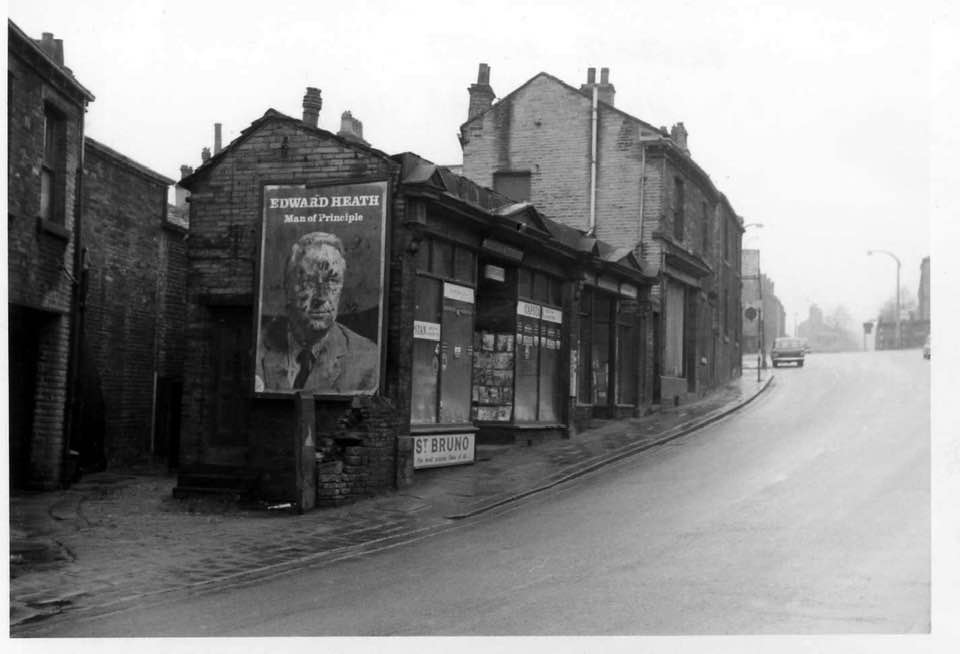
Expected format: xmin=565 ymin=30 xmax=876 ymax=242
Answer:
xmin=516 ymin=269 xmax=563 ymax=423
xmin=724 ymin=289 xmax=730 ymax=335
xmin=723 ymin=217 xmax=730 ymax=261
xmin=616 ymin=306 xmax=638 ymax=405
xmin=493 ymin=171 xmax=531 ymax=202
xmin=411 ymin=238 xmax=477 ymax=426
xmin=41 ymin=105 xmax=67 ymax=224
xmin=577 ymin=288 xmax=593 ymax=404
xmin=673 ymin=178 xmax=685 ymax=241
xmin=701 ymin=202 xmax=710 ymax=255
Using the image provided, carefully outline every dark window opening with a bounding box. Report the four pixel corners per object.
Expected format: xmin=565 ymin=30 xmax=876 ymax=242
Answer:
xmin=41 ymin=105 xmax=67 ymax=224
xmin=701 ymin=201 xmax=710 ymax=255
xmin=673 ymin=177 xmax=685 ymax=241
xmin=493 ymin=171 xmax=531 ymax=202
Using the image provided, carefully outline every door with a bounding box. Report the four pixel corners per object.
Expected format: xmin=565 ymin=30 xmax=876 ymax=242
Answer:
xmin=9 ymin=306 xmax=43 ymax=488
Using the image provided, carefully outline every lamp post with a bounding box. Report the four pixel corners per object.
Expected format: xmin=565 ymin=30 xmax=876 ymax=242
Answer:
xmin=744 ymin=223 xmax=764 ymax=381
xmin=867 ymin=249 xmax=901 ymax=349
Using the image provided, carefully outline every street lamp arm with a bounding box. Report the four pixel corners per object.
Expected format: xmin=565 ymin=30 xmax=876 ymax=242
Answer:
xmin=867 ymin=249 xmax=902 ymax=349
xmin=866 ymin=249 xmax=901 ymax=267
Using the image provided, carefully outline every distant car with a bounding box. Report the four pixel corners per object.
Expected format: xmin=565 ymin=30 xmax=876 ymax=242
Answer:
xmin=923 ymin=335 xmax=930 ymax=360
xmin=771 ymin=336 xmax=806 ymax=368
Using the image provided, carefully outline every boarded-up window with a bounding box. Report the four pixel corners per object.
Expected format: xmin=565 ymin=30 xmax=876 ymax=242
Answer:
xmin=493 ymin=172 xmax=531 ymax=202
xmin=211 ymin=308 xmax=252 ymax=445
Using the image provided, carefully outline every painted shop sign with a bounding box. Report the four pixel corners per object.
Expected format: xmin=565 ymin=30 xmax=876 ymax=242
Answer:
xmin=483 ymin=264 xmax=506 ymax=282
xmin=443 ymin=282 xmax=475 ymax=304
xmin=541 ymin=306 xmax=563 ymax=324
xmin=254 ymin=180 xmax=389 ymax=396
xmin=412 ymin=433 xmax=476 ymax=469
xmin=516 ymin=300 xmax=542 ymax=319
xmin=413 ymin=320 xmax=441 ymax=341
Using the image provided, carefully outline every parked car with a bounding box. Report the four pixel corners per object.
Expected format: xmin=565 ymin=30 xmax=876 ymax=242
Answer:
xmin=923 ymin=335 xmax=931 ymax=359
xmin=771 ymin=336 xmax=806 ymax=368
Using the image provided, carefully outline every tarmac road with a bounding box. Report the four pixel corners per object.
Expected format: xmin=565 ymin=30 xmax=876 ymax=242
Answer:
xmin=31 ymin=350 xmax=930 ymax=636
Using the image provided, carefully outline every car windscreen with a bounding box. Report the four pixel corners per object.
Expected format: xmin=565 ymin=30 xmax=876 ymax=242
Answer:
xmin=774 ymin=338 xmax=804 ymax=349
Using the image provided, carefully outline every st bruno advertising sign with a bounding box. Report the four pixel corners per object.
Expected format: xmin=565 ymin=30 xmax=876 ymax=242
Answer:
xmin=255 ymin=180 xmax=388 ymax=396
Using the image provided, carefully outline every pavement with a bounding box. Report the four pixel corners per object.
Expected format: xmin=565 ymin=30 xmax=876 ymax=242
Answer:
xmin=9 ymin=370 xmax=772 ymax=635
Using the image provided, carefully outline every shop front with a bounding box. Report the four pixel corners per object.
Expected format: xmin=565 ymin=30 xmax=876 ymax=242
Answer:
xmin=573 ymin=265 xmax=651 ymax=424
xmin=399 ymin=154 xmax=577 ymax=453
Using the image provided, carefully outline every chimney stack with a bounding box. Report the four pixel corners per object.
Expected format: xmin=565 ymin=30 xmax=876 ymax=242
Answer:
xmin=581 ymin=67 xmax=615 ymax=106
xmin=175 ymin=165 xmax=193 ymax=207
xmin=214 ymin=123 xmax=222 ymax=154
xmin=37 ymin=32 xmax=65 ymax=65
xmin=670 ymin=122 xmax=689 ymax=155
xmin=337 ymin=110 xmax=368 ymax=145
xmin=467 ymin=63 xmax=495 ymax=121
xmin=201 ymin=147 xmax=211 ymax=163
xmin=302 ymin=87 xmax=323 ymax=128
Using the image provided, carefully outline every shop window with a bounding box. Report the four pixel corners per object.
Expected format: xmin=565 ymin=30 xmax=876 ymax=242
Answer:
xmin=616 ymin=308 xmax=638 ymax=405
xmin=493 ymin=171 xmax=531 ymax=202
xmin=592 ymin=293 xmax=612 ymax=405
xmin=577 ymin=288 xmax=593 ymax=404
xmin=41 ymin=104 xmax=67 ymax=224
xmin=473 ymin=263 xmax=563 ymax=424
xmin=411 ymin=277 xmax=441 ymax=424
xmin=411 ymin=246 xmax=477 ymax=426
xmin=473 ymin=264 xmax=516 ymax=422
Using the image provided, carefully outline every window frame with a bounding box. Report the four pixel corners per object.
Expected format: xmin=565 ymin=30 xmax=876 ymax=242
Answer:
xmin=40 ymin=103 xmax=67 ymax=225
xmin=673 ymin=177 xmax=685 ymax=242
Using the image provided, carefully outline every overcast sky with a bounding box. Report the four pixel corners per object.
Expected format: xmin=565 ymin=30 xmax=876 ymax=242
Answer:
xmin=8 ymin=0 xmax=942 ymax=330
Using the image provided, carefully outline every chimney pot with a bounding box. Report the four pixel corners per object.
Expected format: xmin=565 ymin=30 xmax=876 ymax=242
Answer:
xmin=600 ymin=67 xmax=609 ymax=85
xmin=214 ymin=123 xmax=223 ymax=154
xmin=180 ymin=165 xmax=194 ymax=179
xmin=201 ymin=147 xmax=211 ymax=163
xmin=302 ymin=87 xmax=323 ymax=128
xmin=338 ymin=110 xmax=367 ymax=145
xmin=586 ymin=67 xmax=597 ymax=84
xmin=478 ymin=63 xmax=490 ymax=85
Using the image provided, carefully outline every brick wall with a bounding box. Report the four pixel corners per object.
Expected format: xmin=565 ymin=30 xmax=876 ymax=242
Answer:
xmin=8 ymin=25 xmax=91 ymax=489
xmin=81 ymin=140 xmax=174 ymax=466
xmin=180 ymin=115 xmax=403 ymax=500
xmin=461 ymin=71 xmax=743 ymax=405
xmin=461 ymin=75 xmax=653 ymax=250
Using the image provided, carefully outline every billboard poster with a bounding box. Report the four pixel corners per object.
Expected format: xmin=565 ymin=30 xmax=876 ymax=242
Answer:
xmin=255 ymin=180 xmax=388 ymax=395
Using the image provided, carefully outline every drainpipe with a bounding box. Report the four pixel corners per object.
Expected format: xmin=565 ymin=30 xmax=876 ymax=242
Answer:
xmin=589 ymin=84 xmax=598 ymax=236
xmin=63 ymin=118 xmax=87 ymax=486
xmin=637 ymin=142 xmax=647 ymax=250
